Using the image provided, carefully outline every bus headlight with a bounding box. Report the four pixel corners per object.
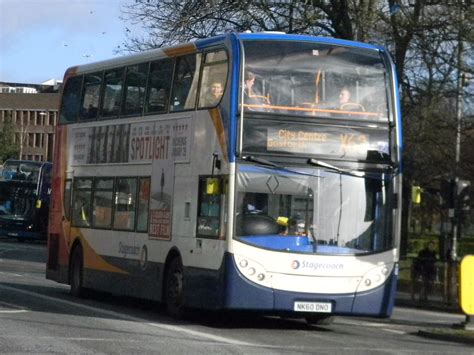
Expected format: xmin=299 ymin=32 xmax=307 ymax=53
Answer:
xmin=239 ymin=259 xmax=248 ymax=268
xmin=357 ymin=263 xmax=394 ymax=293
xmin=234 ymin=254 xmax=271 ymax=288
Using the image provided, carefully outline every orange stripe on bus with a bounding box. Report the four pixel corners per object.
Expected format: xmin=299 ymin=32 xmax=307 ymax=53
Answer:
xmin=163 ymin=44 xmax=196 ymax=57
xmin=70 ymin=231 xmax=128 ymax=275
xmin=209 ymin=108 xmax=228 ymax=162
xmin=243 ymin=104 xmax=380 ymax=117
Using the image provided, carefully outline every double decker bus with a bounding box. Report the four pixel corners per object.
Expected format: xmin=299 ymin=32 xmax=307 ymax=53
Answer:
xmin=0 ymin=159 xmax=52 ymax=240
xmin=46 ymin=32 xmax=402 ymax=323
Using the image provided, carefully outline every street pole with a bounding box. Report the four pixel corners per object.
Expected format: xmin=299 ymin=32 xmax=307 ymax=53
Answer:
xmin=449 ymin=0 xmax=464 ymax=304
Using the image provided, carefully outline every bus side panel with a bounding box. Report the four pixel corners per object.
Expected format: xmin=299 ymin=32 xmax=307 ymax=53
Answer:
xmin=183 ymin=265 xmax=224 ymax=310
xmin=47 ymin=124 xmax=71 ymax=284
xmin=223 ymin=253 xmax=274 ymax=310
xmin=352 ymin=269 xmax=398 ymax=317
xmin=83 ymin=261 xmax=163 ymax=301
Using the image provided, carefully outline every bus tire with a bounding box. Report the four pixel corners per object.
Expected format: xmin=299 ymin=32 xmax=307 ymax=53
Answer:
xmin=305 ymin=314 xmax=334 ymax=326
xmin=165 ymin=257 xmax=185 ymax=318
xmin=70 ymin=246 xmax=84 ymax=298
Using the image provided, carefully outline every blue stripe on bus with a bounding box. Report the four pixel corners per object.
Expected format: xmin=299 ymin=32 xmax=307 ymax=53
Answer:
xmin=393 ymin=62 xmax=403 ymax=172
xmin=195 ymin=35 xmax=227 ymax=50
xmin=236 ymin=33 xmax=382 ymax=51
xmin=239 ymin=235 xmax=358 ymax=254
xmin=227 ymin=33 xmax=241 ymax=163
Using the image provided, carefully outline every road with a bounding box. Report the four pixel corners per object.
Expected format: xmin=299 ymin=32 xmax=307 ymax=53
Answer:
xmin=0 ymin=237 xmax=471 ymax=354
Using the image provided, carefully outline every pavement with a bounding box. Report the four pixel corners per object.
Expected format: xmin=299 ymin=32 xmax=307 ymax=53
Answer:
xmin=396 ymin=291 xmax=474 ymax=345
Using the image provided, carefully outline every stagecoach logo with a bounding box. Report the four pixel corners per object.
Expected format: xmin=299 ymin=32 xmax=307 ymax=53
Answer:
xmin=118 ymin=242 xmax=140 ymax=258
xmin=291 ymin=260 xmax=344 ymax=271
xmin=291 ymin=260 xmax=300 ymax=269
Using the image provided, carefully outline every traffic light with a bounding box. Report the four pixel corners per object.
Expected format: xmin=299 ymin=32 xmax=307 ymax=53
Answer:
xmin=411 ymin=185 xmax=422 ymax=204
xmin=440 ymin=179 xmax=455 ymax=209
xmin=457 ymin=180 xmax=471 ymax=211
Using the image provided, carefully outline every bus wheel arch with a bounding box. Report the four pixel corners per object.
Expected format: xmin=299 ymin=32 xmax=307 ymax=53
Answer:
xmin=69 ymin=240 xmax=84 ymax=298
xmin=163 ymin=249 xmax=185 ymax=318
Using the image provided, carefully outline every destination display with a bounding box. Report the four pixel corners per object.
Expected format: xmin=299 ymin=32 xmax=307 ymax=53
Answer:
xmin=242 ymin=120 xmax=390 ymax=162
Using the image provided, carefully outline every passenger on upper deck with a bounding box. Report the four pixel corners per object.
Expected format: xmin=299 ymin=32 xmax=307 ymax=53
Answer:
xmin=202 ymin=81 xmax=224 ymax=107
xmin=337 ymin=86 xmax=365 ymax=112
xmin=339 ymin=87 xmax=351 ymax=106
xmin=243 ymin=71 xmax=270 ymax=110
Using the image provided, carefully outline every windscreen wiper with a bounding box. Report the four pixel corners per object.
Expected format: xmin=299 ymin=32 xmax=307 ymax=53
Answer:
xmin=242 ymin=155 xmax=282 ymax=169
xmin=307 ymin=158 xmax=365 ymax=178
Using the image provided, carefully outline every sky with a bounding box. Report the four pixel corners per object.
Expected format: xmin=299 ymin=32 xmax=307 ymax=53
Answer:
xmin=0 ymin=0 xmax=139 ymax=84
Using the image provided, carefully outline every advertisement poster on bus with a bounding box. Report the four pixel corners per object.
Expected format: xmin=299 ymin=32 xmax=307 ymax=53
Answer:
xmin=138 ymin=117 xmax=191 ymax=240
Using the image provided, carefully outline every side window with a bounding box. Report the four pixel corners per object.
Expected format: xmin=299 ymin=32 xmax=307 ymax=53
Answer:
xmin=72 ymin=178 xmax=93 ymax=227
xmin=79 ymin=73 xmax=102 ymax=121
xmin=122 ymin=63 xmax=149 ymax=116
xmin=145 ymin=58 xmax=173 ymax=114
xmin=64 ymin=180 xmax=72 ymax=220
xmin=196 ymin=176 xmax=222 ymax=239
xmin=198 ymin=50 xmax=228 ymax=109
xmin=136 ymin=177 xmax=150 ymax=232
xmin=60 ymin=76 xmax=83 ymax=124
xmin=100 ymin=68 xmax=124 ymax=118
xmin=92 ymin=178 xmax=114 ymax=229
xmin=170 ymin=53 xmax=202 ymax=112
xmin=113 ymin=177 xmax=137 ymax=231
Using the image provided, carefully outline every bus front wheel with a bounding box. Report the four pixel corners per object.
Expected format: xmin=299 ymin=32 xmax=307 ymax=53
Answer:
xmin=165 ymin=257 xmax=185 ymax=318
xmin=70 ymin=246 xmax=84 ymax=297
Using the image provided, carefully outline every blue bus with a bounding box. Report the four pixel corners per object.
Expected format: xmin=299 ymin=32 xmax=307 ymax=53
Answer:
xmin=47 ymin=32 xmax=402 ymax=324
xmin=0 ymin=160 xmax=52 ymax=240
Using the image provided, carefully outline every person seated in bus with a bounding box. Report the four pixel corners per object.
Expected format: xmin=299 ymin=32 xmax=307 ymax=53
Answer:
xmin=202 ymin=81 xmax=224 ymax=107
xmin=243 ymin=71 xmax=270 ymax=110
xmin=337 ymin=86 xmax=365 ymax=112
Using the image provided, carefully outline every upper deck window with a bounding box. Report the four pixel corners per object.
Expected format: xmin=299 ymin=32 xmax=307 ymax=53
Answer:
xmin=242 ymin=41 xmax=389 ymax=121
xmin=100 ymin=68 xmax=124 ymax=118
xmin=146 ymin=58 xmax=173 ymax=114
xmin=123 ymin=63 xmax=149 ymax=116
xmin=170 ymin=53 xmax=202 ymax=112
xmin=198 ymin=50 xmax=228 ymax=109
xmin=60 ymin=76 xmax=82 ymax=124
xmin=80 ymin=73 xmax=102 ymax=121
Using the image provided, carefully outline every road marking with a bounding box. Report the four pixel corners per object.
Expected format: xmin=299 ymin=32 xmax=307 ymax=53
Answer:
xmin=338 ymin=319 xmax=388 ymax=327
xmin=0 ymin=301 xmax=29 ymax=314
xmin=0 ymin=271 xmax=23 ymax=277
xmin=337 ymin=319 xmax=407 ymax=334
xmin=146 ymin=322 xmax=256 ymax=346
xmin=382 ymin=328 xmax=406 ymax=334
xmin=0 ymin=284 xmax=258 ymax=347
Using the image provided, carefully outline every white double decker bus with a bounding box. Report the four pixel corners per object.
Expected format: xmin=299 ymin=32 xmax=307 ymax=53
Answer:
xmin=46 ymin=32 xmax=402 ymax=324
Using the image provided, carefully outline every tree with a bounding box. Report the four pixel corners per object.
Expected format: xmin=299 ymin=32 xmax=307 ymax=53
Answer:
xmin=0 ymin=117 xmax=20 ymax=163
xmin=118 ymin=0 xmax=382 ymax=52
xmin=119 ymin=0 xmax=474 ymax=248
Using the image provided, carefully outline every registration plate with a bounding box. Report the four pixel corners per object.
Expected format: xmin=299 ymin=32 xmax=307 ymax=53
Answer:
xmin=294 ymin=301 xmax=332 ymax=313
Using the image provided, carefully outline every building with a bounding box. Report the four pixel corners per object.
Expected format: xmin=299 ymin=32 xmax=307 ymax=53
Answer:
xmin=0 ymin=81 xmax=60 ymax=162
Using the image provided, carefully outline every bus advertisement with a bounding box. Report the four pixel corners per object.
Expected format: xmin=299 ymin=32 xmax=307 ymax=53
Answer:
xmin=46 ymin=32 xmax=402 ymax=324
xmin=0 ymin=159 xmax=52 ymax=240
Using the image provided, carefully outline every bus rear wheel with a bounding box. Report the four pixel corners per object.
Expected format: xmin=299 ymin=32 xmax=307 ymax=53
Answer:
xmin=70 ymin=246 xmax=84 ymax=297
xmin=165 ymin=257 xmax=185 ymax=318
xmin=305 ymin=314 xmax=334 ymax=326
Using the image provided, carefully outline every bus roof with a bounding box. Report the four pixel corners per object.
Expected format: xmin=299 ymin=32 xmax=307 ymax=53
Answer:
xmin=64 ymin=32 xmax=385 ymax=79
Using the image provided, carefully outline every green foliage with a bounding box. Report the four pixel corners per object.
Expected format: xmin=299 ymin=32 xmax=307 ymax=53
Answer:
xmin=0 ymin=118 xmax=19 ymax=163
